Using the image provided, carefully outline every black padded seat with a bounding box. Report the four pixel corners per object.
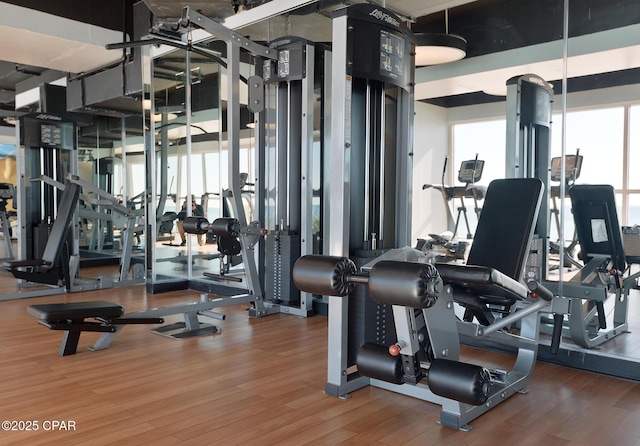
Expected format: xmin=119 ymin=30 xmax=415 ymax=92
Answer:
xmin=28 ymin=301 xmax=125 ymax=356
xmin=28 ymin=301 xmax=124 ymax=322
xmin=436 ymin=178 xmax=544 ymax=325
xmin=435 ymin=263 xmax=529 ymax=306
xmin=570 ymin=184 xmax=626 ymax=271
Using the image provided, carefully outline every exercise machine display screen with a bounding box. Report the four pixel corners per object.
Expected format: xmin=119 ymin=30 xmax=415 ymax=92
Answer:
xmin=458 ymin=160 xmax=484 ymax=183
xmin=550 ymin=155 xmax=583 ymax=182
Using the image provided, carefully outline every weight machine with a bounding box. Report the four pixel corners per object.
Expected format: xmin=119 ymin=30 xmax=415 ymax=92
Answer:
xmin=297 ymin=11 xmax=558 ymax=430
xmin=542 ymin=185 xmax=638 ymax=348
xmin=17 ymin=114 xmax=77 ymax=266
xmin=259 ymin=35 xmax=330 ymax=316
xmin=0 ymin=114 xmax=80 ymax=299
xmin=505 ymin=74 xmax=553 ymax=283
xmin=325 ymin=4 xmax=414 ymax=400
xmin=296 ymin=178 xmax=554 ymax=430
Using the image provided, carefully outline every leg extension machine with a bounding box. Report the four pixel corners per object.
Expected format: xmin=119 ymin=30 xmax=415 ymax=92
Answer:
xmin=543 ymin=184 xmax=637 ymax=348
xmin=294 ymin=178 xmax=556 ymax=430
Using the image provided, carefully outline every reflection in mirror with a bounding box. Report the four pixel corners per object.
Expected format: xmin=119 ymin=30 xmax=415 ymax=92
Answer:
xmin=416 ymin=0 xmax=640 ymax=377
xmin=137 ymin=0 xmax=640 ymax=376
xmin=147 ymin=40 xmax=257 ymax=288
xmin=549 ymin=0 xmax=640 ymax=374
xmin=77 ymin=115 xmax=145 ymax=272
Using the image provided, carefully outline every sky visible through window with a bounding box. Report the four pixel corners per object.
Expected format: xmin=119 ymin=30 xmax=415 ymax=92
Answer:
xmin=452 ymin=106 xmax=634 ymax=240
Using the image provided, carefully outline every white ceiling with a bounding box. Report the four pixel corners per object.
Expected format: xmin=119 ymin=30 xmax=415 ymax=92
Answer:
xmin=2 ymin=0 xmax=640 ymax=105
xmin=0 ymin=2 xmax=122 ymax=75
xmin=414 ymin=24 xmax=640 ymax=100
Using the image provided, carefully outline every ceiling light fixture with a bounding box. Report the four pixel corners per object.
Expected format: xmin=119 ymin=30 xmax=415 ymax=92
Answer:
xmin=415 ymin=10 xmax=466 ymax=66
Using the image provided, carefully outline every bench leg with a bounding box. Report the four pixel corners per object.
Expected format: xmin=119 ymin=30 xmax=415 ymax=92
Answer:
xmin=60 ymin=329 xmax=81 ymax=356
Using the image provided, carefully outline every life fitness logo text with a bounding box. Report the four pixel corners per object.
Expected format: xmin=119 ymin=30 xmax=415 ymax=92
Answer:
xmin=369 ymin=9 xmax=400 ymax=28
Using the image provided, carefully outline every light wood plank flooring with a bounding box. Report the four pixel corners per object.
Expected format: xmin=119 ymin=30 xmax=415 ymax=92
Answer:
xmin=1 ymin=281 xmax=640 ymax=445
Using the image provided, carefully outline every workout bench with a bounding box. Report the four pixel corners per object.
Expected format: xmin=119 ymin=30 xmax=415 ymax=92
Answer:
xmin=28 ymin=301 xmax=163 ymax=356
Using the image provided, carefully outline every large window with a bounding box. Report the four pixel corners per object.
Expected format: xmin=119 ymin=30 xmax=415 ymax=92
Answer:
xmin=452 ymin=119 xmax=505 ymax=188
xmin=551 ymin=107 xmax=624 ymax=188
xmin=453 ymin=105 xmax=635 ymax=238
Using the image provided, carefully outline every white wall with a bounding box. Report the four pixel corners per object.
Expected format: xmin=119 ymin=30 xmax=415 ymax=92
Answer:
xmin=411 ymin=101 xmax=449 ymax=244
xmin=0 ymin=125 xmax=15 ymax=145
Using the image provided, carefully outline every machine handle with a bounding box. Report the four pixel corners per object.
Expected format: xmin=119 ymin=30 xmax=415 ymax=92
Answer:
xmin=526 ymin=280 xmax=554 ymax=301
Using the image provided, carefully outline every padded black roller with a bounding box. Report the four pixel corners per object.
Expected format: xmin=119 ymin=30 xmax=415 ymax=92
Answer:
xmin=356 ymin=343 xmax=404 ymax=384
xmin=292 ymin=255 xmax=356 ymax=296
xmin=210 ymin=217 xmax=240 ymax=237
xmin=428 ymin=358 xmax=491 ymax=406
xmin=368 ymin=261 xmax=442 ymax=308
xmin=182 ymin=217 xmax=209 ymax=234
xmin=218 ymin=236 xmax=242 ymax=256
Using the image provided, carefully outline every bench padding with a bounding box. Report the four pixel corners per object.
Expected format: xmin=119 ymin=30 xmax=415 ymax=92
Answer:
xmin=28 ymin=301 xmax=124 ymax=322
xmin=435 ymin=263 xmax=529 ymax=304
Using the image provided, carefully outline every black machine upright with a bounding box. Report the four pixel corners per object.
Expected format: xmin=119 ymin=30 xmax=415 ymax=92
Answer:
xmin=505 ymin=74 xmax=553 ymax=282
xmin=16 ymin=114 xmax=78 ymax=274
xmin=259 ymin=36 xmax=330 ymax=316
xmin=326 ymin=3 xmax=415 ymax=380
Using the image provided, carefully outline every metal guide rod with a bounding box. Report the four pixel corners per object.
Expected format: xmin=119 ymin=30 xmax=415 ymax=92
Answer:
xmin=364 ymin=82 xmax=371 ymax=244
xmin=300 ymin=43 xmax=315 ymax=257
xmin=379 ymin=85 xmax=386 ymax=246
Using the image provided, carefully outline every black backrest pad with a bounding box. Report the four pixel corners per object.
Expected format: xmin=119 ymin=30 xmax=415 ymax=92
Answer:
xmin=569 ymin=184 xmax=626 ymax=271
xmin=467 ymin=178 xmax=543 ymax=280
xmin=41 ymin=183 xmax=81 ymax=265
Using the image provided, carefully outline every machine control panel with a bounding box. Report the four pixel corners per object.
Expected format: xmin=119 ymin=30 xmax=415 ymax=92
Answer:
xmin=20 ymin=114 xmax=75 ymax=150
xmin=336 ymin=4 xmax=414 ymax=91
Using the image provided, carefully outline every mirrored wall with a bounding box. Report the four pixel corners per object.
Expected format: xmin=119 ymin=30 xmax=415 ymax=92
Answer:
xmin=146 ymin=39 xmax=258 ymax=291
xmin=136 ymin=0 xmax=640 ymax=377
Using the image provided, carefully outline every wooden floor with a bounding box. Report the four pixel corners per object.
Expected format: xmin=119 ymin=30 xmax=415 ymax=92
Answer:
xmin=1 ymin=280 xmax=640 ymax=445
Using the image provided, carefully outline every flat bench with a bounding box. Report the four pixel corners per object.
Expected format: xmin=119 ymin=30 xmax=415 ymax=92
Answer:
xmin=28 ymin=301 xmax=163 ymax=356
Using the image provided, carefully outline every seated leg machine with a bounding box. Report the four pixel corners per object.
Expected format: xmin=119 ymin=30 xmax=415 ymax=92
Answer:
xmin=543 ymin=184 xmax=638 ymax=348
xmin=293 ymin=178 xmax=556 ymax=430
